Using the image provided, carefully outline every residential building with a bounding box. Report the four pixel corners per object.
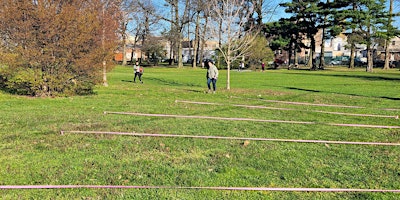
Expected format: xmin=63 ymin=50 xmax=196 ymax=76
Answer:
xmin=114 ymin=44 xmax=144 ymax=63
xmin=182 ymin=40 xmax=219 ymax=63
xmin=296 ymin=29 xmax=400 ymax=65
xmin=374 ymin=37 xmax=400 ymax=61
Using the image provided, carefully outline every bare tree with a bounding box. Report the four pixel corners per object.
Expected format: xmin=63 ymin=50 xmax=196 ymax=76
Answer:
xmin=207 ymin=0 xmax=260 ymax=90
xmin=119 ymin=0 xmax=134 ymax=66
xmin=129 ymin=0 xmax=158 ymax=62
xmin=251 ymin=0 xmax=280 ymax=26
xmin=139 ymin=0 xmax=192 ymax=68
xmin=188 ymin=0 xmax=208 ymax=68
xmin=100 ymin=0 xmax=122 ymax=87
xmin=167 ymin=0 xmax=192 ymax=68
xmin=199 ymin=14 xmax=209 ymax=67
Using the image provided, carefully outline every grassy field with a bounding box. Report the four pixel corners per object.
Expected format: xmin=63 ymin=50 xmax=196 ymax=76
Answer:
xmin=0 ymin=65 xmax=399 ymax=199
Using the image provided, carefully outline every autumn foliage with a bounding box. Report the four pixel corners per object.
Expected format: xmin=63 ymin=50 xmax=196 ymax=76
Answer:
xmin=0 ymin=0 xmax=120 ymax=96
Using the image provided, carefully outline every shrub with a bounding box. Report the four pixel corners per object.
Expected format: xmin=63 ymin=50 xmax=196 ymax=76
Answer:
xmin=0 ymin=0 xmax=119 ymax=97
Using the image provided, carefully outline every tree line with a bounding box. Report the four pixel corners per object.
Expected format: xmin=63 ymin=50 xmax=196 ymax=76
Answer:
xmin=116 ymin=0 xmax=400 ymax=89
xmin=269 ymin=0 xmax=399 ymax=71
xmin=125 ymin=0 xmax=271 ymax=90
xmin=0 ymin=0 xmax=398 ymax=96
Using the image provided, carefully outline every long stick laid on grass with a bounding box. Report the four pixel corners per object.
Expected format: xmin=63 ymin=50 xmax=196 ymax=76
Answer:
xmin=232 ymin=96 xmax=400 ymax=111
xmin=231 ymin=96 xmax=365 ymax=108
xmin=175 ymin=100 xmax=399 ymax=119
xmin=103 ymin=111 xmax=400 ymax=129
xmin=60 ymin=130 xmax=400 ymax=146
xmin=1 ymin=185 xmax=400 ymax=193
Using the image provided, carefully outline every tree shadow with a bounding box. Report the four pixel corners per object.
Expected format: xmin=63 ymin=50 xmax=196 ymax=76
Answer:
xmin=286 ymin=87 xmax=321 ymax=93
xmin=284 ymin=86 xmax=400 ymax=101
xmin=122 ymin=78 xmax=204 ymax=93
xmin=289 ymin=72 xmax=400 ymax=81
xmin=146 ymin=77 xmax=202 ymax=87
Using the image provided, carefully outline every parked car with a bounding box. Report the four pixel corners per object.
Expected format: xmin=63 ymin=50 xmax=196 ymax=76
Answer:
xmin=373 ymin=59 xmax=385 ymax=68
xmin=330 ymin=60 xmax=342 ymax=65
xmin=355 ymin=57 xmax=367 ymax=66
xmin=329 ymin=57 xmax=348 ymax=65
xmin=372 ymin=59 xmax=400 ymax=68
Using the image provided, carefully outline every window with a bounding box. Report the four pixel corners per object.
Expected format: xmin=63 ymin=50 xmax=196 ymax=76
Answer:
xmin=392 ymin=41 xmax=396 ymax=46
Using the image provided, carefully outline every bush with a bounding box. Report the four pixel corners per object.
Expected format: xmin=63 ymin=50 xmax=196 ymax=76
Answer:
xmin=0 ymin=64 xmax=97 ymax=97
xmin=4 ymin=68 xmax=39 ymax=96
xmin=0 ymin=0 xmax=118 ymax=97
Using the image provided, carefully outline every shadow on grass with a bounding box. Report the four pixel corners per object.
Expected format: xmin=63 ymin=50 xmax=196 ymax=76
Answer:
xmin=277 ymin=72 xmax=400 ymax=100
xmin=121 ymin=80 xmax=134 ymax=83
xmin=122 ymin=78 xmax=204 ymax=93
xmin=146 ymin=77 xmax=202 ymax=88
xmin=267 ymin=67 xmax=312 ymax=71
xmin=184 ymin=89 xmax=204 ymax=93
xmin=286 ymin=87 xmax=321 ymax=93
xmin=284 ymin=86 xmax=400 ymax=101
xmin=289 ymin=72 xmax=400 ymax=81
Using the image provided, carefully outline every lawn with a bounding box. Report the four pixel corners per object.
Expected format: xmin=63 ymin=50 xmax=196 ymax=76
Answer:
xmin=0 ymin=65 xmax=399 ymax=199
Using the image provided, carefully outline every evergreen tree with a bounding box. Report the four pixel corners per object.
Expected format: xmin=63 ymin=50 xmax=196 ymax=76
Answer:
xmin=382 ymin=0 xmax=400 ymax=69
xmin=264 ymin=19 xmax=304 ymax=68
xmin=328 ymin=0 xmax=390 ymax=71
xmin=280 ymin=0 xmax=321 ymax=70
xmin=357 ymin=0 xmax=387 ymax=72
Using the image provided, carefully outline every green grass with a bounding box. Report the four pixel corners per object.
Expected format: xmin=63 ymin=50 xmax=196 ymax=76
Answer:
xmin=1 ymin=65 xmax=399 ymax=199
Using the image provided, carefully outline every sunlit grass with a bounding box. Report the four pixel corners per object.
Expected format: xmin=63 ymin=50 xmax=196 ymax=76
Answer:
xmin=0 ymin=65 xmax=399 ymax=199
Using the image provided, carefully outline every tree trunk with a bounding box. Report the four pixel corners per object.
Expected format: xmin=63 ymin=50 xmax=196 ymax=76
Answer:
xmin=288 ymin=43 xmax=293 ymax=68
xmin=103 ymin=61 xmax=108 ymax=87
xmin=366 ymin=26 xmax=373 ymax=72
xmin=319 ymin=8 xmax=328 ymax=70
xmin=309 ymin=36 xmax=316 ymax=70
xmin=384 ymin=39 xmax=390 ymax=70
xmin=226 ymin=60 xmax=231 ymax=90
xmin=349 ymin=42 xmax=355 ymax=68
xmin=366 ymin=44 xmax=373 ymax=72
xmin=319 ymin=28 xmax=325 ymax=69
xmin=102 ymin=4 xmax=108 ymax=87
xmin=175 ymin=1 xmax=183 ymax=68
xmin=226 ymin=48 xmax=231 ymax=90
xmin=122 ymin=38 xmax=127 ymax=66
xmin=122 ymin=20 xmax=128 ymax=66
xmin=199 ymin=16 xmax=207 ymax=67
xmin=349 ymin=3 xmax=357 ymax=69
xmin=192 ymin=12 xmax=200 ymax=68
xmin=384 ymin=0 xmax=393 ymax=70
xmin=177 ymin=35 xmax=183 ymax=68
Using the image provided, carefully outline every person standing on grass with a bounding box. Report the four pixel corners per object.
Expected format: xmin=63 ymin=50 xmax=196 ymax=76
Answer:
xmin=207 ymin=61 xmax=218 ymax=93
xmin=205 ymin=61 xmax=209 ymax=85
xmin=134 ymin=61 xmax=143 ymax=83
xmin=238 ymin=61 xmax=243 ymax=71
xmin=261 ymin=62 xmax=265 ymax=72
